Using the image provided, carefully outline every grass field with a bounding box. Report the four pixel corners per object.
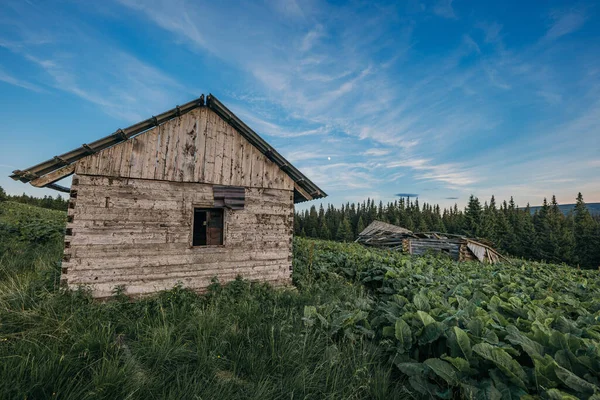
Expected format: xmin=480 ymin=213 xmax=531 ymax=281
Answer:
xmin=1 ymin=201 xmax=599 ymax=399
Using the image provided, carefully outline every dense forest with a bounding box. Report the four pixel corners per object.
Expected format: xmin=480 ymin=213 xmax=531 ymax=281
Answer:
xmin=295 ymin=193 xmax=600 ymax=269
xmin=0 ymin=186 xmax=68 ymax=211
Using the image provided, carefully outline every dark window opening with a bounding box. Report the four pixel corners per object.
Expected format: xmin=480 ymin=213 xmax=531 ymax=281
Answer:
xmin=193 ymin=208 xmax=224 ymax=246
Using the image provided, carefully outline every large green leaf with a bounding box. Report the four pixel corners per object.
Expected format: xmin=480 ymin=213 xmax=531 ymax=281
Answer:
xmin=419 ymin=322 xmax=444 ymax=344
xmin=417 ymin=310 xmax=436 ymax=327
xmin=424 ymin=358 xmax=459 ymax=386
xmin=505 ymin=325 xmax=544 ymax=359
xmin=408 ymin=375 xmax=438 ymax=396
xmin=478 ymin=379 xmax=503 ymax=400
xmin=441 ymin=356 xmax=472 ymax=374
xmin=396 ymin=362 xmax=426 ymax=377
xmin=553 ymin=363 xmax=598 ymax=394
xmin=413 ymin=293 xmax=431 ymax=312
xmin=473 ymin=343 xmax=527 ymax=389
xmin=545 ymin=388 xmax=579 ymax=400
xmin=382 ymin=326 xmax=394 ymax=337
xmin=467 ymin=318 xmax=484 ymax=337
xmin=454 ymin=326 xmax=472 ymax=360
xmin=394 ymin=318 xmax=412 ymax=352
xmin=489 ymin=369 xmax=528 ymax=400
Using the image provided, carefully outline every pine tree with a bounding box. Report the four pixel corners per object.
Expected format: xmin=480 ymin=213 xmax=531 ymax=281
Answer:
xmin=356 ymin=215 xmax=365 ymax=236
xmin=573 ymin=193 xmax=597 ymax=268
xmin=533 ymin=198 xmax=552 ymax=261
xmin=306 ymin=206 xmax=319 ymax=238
xmin=319 ymin=218 xmax=331 ymax=240
xmin=336 ymin=217 xmax=353 ymax=242
xmin=294 ymin=216 xmax=301 ymax=236
xmin=464 ymin=195 xmax=482 ymax=237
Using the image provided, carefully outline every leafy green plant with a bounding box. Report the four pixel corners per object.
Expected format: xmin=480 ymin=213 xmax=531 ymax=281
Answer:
xmin=294 ymin=238 xmax=600 ymax=399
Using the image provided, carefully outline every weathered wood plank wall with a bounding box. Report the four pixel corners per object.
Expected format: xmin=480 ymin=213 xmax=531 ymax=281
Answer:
xmin=408 ymin=239 xmax=460 ymax=260
xmin=76 ymin=108 xmax=293 ymax=191
xmin=63 ymin=174 xmax=294 ymax=298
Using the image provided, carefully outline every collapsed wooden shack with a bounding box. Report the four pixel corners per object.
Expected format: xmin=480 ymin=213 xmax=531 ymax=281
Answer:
xmin=356 ymin=220 xmax=507 ymax=264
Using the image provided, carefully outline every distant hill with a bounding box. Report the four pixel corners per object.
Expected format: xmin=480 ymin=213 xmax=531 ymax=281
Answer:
xmin=524 ymin=202 xmax=600 ymax=216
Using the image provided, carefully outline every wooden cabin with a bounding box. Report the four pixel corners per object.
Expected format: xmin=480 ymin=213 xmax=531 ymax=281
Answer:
xmin=11 ymin=94 xmax=326 ymax=298
xmin=356 ymin=220 xmax=506 ymax=264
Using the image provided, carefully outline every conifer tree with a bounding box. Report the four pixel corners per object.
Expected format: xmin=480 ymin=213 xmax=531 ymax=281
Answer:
xmin=464 ymin=195 xmax=482 ymax=237
xmin=356 ymin=215 xmax=365 ymax=236
xmin=573 ymin=193 xmax=597 ymax=267
xmin=336 ymin=217 xmax=353 ymax=242
xmin=319 ymin=218 xmax=331 ymax=240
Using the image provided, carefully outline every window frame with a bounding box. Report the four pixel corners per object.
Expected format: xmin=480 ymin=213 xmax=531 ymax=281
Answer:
xmin=190 ymin=206 xmax=226 ymax=248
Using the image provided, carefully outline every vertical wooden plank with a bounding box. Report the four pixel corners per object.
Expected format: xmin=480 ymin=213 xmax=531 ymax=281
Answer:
xmin=221 ymin=122 xmax=233 ymax=186
xmin=283 ymin=174 xmax=294 ymax=191
xmin=193 ymin=108 xmax=207 ymax=183
xmin=76 ymin=155 xmax=88 ymax=175
xmin=230 ymin=129 xmax=243 ymax=186
xmin=102 ymin=147 xmax=115 ymax=177
xmin=241 ymin=138 xmax=253 ymax=187
xmin=180 ymin=113 xmax=197 ymax=182
xmin=213 ymin=117 xmax=225 ymax=184
xmin=119 ymin=139 xmax=134 ymax=178
xmin=264 ymin=158 xmax=278 ymax=189
xmin=250 ymin=145 xmax=264 ymax=188
xmin=203 ymin=111 xmax=216 ymax=185
xmin=272 ymin=165 xmax=288 ymax=190
xmin=128 ymin=136 xmax=144 ymax=179
xmin=165 ymin=118 xmax=181 ymax=182
xmin=137 ymin=130 xmax=153 ymax=179
xmin=104 ymin=146 xmax=116 ymax=177
xmin=86 ymin=152 xmax=100 ymax=175
xmin=108 ymin=141 xmax=124 ymax=177
xmin=155 ymin=124 xmax=169 ymax=180
xmin=141 ymin=128 xmax=158 ymax=180
xmin=152 ymin=127 xmax=163 ymax=180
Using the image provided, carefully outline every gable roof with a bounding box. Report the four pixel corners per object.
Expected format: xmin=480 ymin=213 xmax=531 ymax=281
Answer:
xmin=10 ymin=94 xmax=326 ymax=203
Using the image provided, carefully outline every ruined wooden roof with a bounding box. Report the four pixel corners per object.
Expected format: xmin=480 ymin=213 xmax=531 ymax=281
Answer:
xmin=10 ymin=94 xmax=326 ymax=203
xmin=358 ymin=220 xmax=413 ymax=237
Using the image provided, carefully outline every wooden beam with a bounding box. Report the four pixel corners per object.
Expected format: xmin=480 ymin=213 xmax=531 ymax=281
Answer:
xmin=46 ymin=183 xmax=71 ymax=193
xmin=294 ymin=182 xmax=313 ymax=202
xmin=30 ymin=164 xmax=76 ymax=188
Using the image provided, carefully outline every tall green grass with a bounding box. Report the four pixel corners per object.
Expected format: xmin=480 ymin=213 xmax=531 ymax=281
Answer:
xmin=0 ymin=201 xmax=410 ymax=399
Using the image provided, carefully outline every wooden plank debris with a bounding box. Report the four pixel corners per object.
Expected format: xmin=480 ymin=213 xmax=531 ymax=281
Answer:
xmin=356 ymin=220 xmax=507 ymax=264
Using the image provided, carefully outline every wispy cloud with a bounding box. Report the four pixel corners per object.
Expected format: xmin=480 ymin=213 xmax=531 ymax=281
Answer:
xmin=0 ymin=1 xmax=194 ymax=122
xmin=300 ymin=25 xmax=324 ymax=52
xmin=363 ymin=148 xmax=391 ymax=157
xmin=432 ymin=0 xmax=457 ymax=19
xmin=544 ymin=10 xmax=587 ymax=41
xmin=0 ymin=66 xmax=43 ymax=92
xmin=386 ymin=159 xmax=478 ymax=187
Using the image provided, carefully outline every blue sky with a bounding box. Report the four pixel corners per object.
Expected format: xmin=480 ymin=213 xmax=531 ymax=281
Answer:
xmin=1 ymin=0 xmax=599 ymax=210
